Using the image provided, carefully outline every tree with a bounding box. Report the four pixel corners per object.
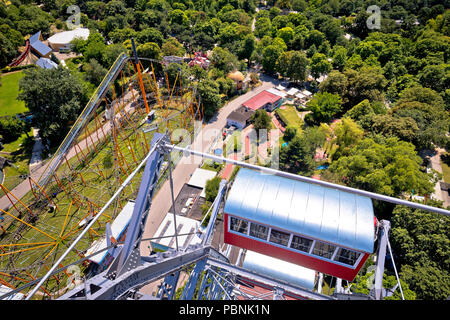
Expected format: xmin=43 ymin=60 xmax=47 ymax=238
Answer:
xmin=136 ymin=42 xmax=162 ymax=61
xmin=254 ymin=17 xmax=272 ymax=38
xmin=137 ymin=28 xmax=164 ymax=47
xmin=102 ymin=43 xmax=127 ymax=68
xmin=277 ymin=27 xmax=295 ymax=46
xmin=390 ymin=86 xmax=449 ymax=150
xmin=0 ymin=116 xmax=28 ymax=143
xmin=197 ymin=79 xmax=222 ymax=119
xmin=390 ymin=205 xmax=450 ymax=300
xmin=331 ymin=46 xmax=347 ymax=71
xmin=331 ymin=118 xmax=364 ymax=160
xmin=351 ymin=268 xmax=416 ymax=300
xmin=238 ymin=34 xmax=255 ymax=62
xmin=251 ymin=109 xmax=271 ymax=133
xmin=279 ymin=135 xmax=315 ymax=176
xmin=262 ymin=45 xmax=284 ymax=74
xmin=310 ymin=52 xmax=332 ymax=80
xmin=369 ymin=114 xmax=419 ymax=143
xmin=327 ymin=137 xmax=436 ymax=199
xmin=209 ymin=47 xmax=239 ymax=74
xmin=83 ymin=59 xmax=107 ymax=86
xmin=418 ymin=63 xmax=449 ymax=93
xmin=283 ymin=126 xmax=297 ymax=141
xmin=305 ymin=92 xmax=342 ymax=124
xmin=276 ymin=51 xmax=309 ymax=83
xmin=161 ymin=37 xmax=185 ymax=57
xmin=18 ymin=67 xmax=87 ymax=146
xmin=205 ymin=176 xmax=222 ymax=202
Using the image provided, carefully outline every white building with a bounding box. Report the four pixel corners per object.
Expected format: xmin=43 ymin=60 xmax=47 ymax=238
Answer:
xmin=47 ymin=28 xmax=90 ymax=52
xmin=187 ymin=168 xmax=217 ymax=198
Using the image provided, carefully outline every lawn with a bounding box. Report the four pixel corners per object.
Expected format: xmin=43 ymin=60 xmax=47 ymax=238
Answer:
xmin=442 ymin=161 xmax=450 ymax=183
xmin=0 ymin=71 xmax=28 ymax=116
xmin=276 ymin=105 xmax=303 ymax=128
xmin=0 ymin=128 xmax=34 ymax=196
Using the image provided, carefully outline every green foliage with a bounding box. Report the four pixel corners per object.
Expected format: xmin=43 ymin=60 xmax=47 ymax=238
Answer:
xmin=251 ymin=109 xmax=271 ymax=132
xmin=102 ymin=152 xmax=113 ymax=169
xmin=276 ymin=50 xmax=309 ymax=82
xmin=283 ymin=125 xmax=297 ymax=142
xmin=262 ymin=45 xmax=284 ymax=74
xmin=83 ymin=59 xmax=107 ymax=86
xmin=390 ymin=205 xmax=450 ymax=300
xmin=136 ymin=42 xmax=162 ymax=61
xmin=197 ymin=79 xmax=222 ymax=120
xmin=305 ymin=92 xmax=342 ymax=124
xmin=204 ymin=176 xmax=221 ymax=202
xmin=279 ymin=135 xmax=315 ymax=176
xmin=17 ymin=67 xmax=87 ymax=147
xmin=331 ymin=118 xmax=364 ymax=160
xmin=352 ymin=269 xmax=416 ymax=300
xmin=327 ymin=137 xmax=435 ymax=198
xmin=390 ymin=85 xmax=449 ymax=150
xmin=161 ymin=37 xmax=185 ymax=57
xmin=209 ymin=47 xmax=239 ymax=74
xmin=0 ymin=116 xmax=27 ymax=143
xmin=310 ymin=52 xmax=332 ymax=79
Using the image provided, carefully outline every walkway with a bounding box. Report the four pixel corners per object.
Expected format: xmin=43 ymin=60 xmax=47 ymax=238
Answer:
xmin=430 ymin=148 xmax=450 ymax=207
xmin=0 ymin=90 xmax=136 ymax=212
xmin=138 ymin=74 xmax=281 ymax=278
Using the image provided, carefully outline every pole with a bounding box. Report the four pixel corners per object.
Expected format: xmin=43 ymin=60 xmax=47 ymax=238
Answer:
xmin=131 ymin=38 xmax=150 ymax=114
xmin=167 ymin=151 xmax=179 ymax=251
xmin=25 ymin=142 xmax=159 ymax=300
xmin=165 ymin=144 xmax=450 ymax=217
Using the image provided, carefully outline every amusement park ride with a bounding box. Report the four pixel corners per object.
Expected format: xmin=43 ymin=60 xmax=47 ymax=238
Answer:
xmin=0 ymin=42 xmax=449 ymax=301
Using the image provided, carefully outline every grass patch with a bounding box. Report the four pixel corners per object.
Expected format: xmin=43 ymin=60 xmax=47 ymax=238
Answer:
xmin=441 ymin=161 xmax=450 ymax=183
xmin=276 ymin=105 xmax=303 ymax=128
xmin=0 ymin=71 xmax=28 ymax=116
xmin=0 ymin=128 xmax=34 ymax=195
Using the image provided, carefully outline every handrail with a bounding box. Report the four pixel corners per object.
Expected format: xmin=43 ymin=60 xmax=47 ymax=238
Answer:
xmin=37 ymin=53 xmax=130 ymax=187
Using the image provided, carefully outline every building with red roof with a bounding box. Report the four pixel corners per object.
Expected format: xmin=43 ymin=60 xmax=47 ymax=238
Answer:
xmin=242 ymin=90 xmax=283 ymax=112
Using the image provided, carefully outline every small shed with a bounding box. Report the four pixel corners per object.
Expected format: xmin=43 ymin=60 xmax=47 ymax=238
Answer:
xmin=188 ymin=168 xmax=217 ymax=198
xmin=226 ymin=106 xmax=255 ymax=130
xmin=286 ymin=88 xmax=299 ymax=97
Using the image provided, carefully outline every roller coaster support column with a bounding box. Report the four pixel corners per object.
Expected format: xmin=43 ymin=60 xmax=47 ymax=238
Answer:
xmin=131 ymin=38 xmax=150 ymax=114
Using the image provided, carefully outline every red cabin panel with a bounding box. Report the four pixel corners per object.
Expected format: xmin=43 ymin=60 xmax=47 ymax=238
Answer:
xmin=224 ymin=214 xmax=369 ymax=282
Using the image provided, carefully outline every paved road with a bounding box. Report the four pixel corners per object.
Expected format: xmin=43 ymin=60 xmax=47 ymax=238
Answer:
xmin=0 ymin=91 xmax=136 ymax=212
xmin=141 ymin=75 xmax=280 ymax=244
xmin=430 ymin=148 xmax=450 ymax=207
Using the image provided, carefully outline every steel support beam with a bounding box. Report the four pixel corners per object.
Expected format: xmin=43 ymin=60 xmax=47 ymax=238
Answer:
xmin=206 ymin=257 xmax=335 ymax=300
xmin=166 ymin=144 xmax=450 ymax=217
xmin=372 ymin=220 xmax=390 ymax=300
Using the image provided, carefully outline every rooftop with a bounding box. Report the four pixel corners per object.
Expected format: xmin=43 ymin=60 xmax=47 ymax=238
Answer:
xmin=224 ymin=168 xmax=375 ymax=253
xmin=242 ymin=90 xmax=282 ymax=111
xmin=36 ymin=57 xmax=58 ymax=69
xmin=227 ymin=106 xmax=255 ymax=123
xmin=47 ymin=28 xmax=90 ymax=44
